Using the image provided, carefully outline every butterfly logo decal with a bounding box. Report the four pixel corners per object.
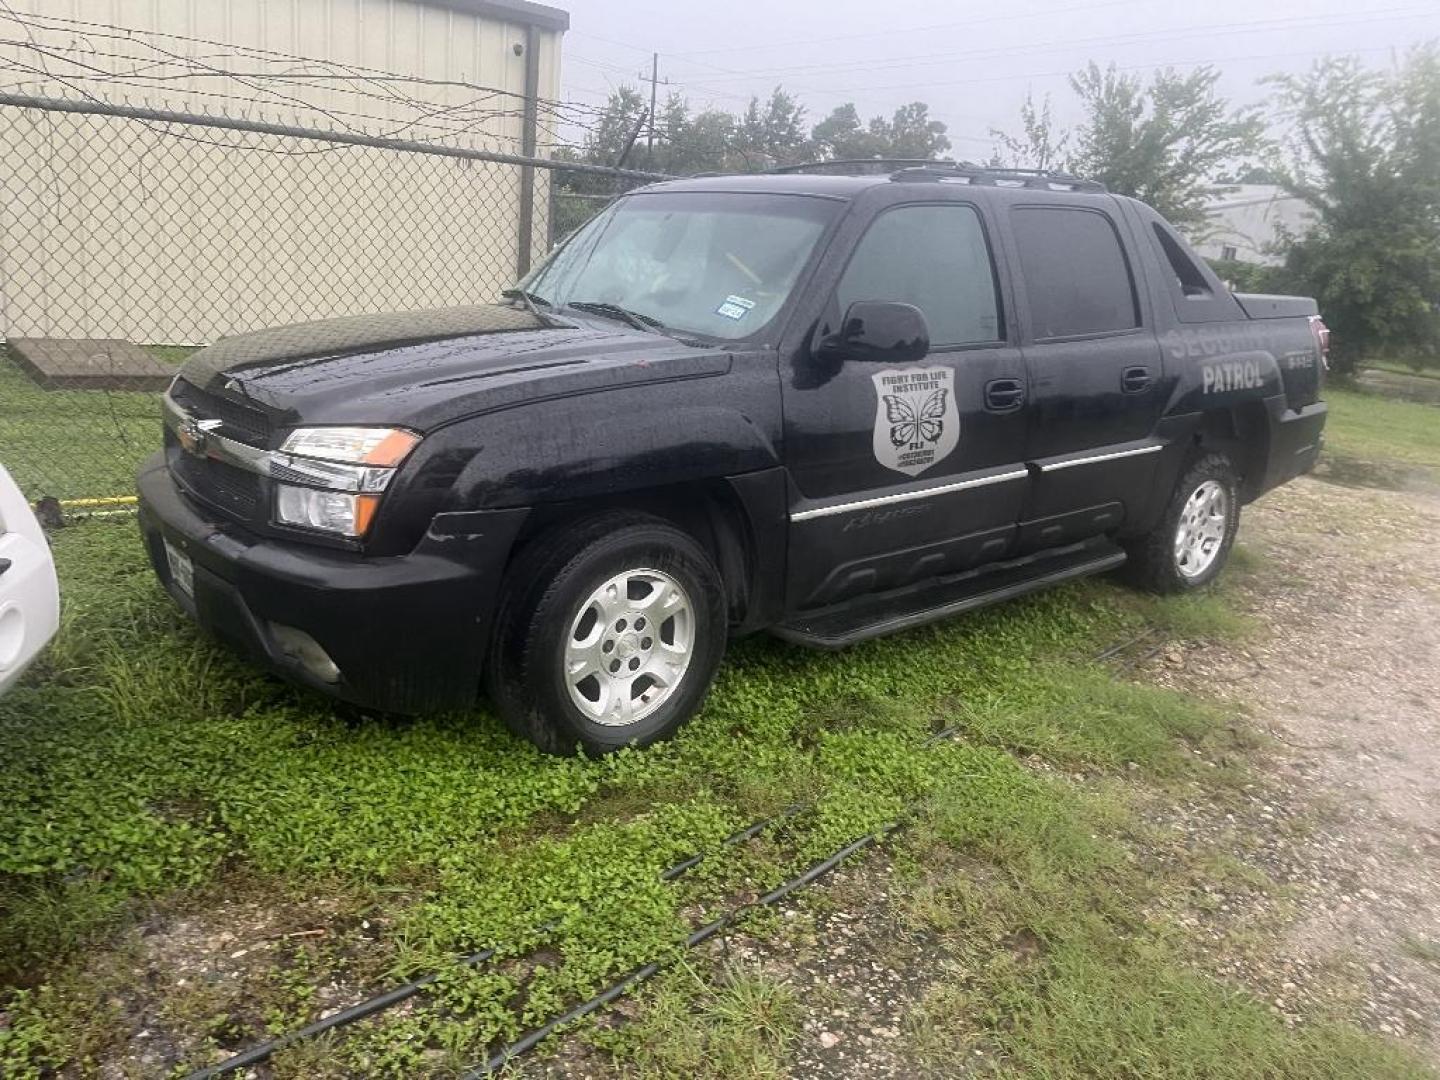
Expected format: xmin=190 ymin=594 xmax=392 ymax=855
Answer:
xmin=870 ymin=367 xmax=960 ymax=477
xmin=884 ymin=388 xmax=948 ymax=448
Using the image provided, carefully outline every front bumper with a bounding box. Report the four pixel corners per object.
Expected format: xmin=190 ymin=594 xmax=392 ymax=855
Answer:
xmin=137 ymin=452 xmax=529 ymax=713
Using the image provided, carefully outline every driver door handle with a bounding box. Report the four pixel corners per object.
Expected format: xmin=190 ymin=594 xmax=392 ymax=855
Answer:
xmin=984 ymin=378 xmax=1026 ymax=413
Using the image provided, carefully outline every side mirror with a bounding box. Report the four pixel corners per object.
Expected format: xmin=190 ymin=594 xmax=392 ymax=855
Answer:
xmin=816 ymin=301 xmax=930 ymax=365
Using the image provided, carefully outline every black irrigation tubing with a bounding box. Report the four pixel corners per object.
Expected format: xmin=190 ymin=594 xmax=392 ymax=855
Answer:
xmin=1092 ymin=626 xmax=1160 ymax=664
xmin=1117 ymin=643 xmax=1167 ymax=673
xmin=185 ymin=724 xmax=964 ymax=1079
xmin=467 ymin=780 xmax=958 ymax=1077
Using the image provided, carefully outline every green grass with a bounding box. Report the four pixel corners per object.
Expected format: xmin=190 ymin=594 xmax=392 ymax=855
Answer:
xmin=1366 ymin=360 xmax=1440 ymax=382
xmin=0 ymin=346 xmax=164 ymax=503
xmin=0 ymin=514 xmax=1262 ymax=1077
xmin=887 ymin=756 xmax=1427 ymax=1079
xmin=1324 ymin=386 xmax=1440 ymax=471
xmin=911 ymin=932 xmax=1430 ymax=1079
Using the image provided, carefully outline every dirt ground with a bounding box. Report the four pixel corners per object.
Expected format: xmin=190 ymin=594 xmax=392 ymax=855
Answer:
xmin=1153 ymin=475 xmax=1440 ymax=1056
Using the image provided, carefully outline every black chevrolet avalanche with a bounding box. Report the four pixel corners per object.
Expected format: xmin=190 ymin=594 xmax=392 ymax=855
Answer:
xmin=138 ymin=163 xmax=1329 ymax=755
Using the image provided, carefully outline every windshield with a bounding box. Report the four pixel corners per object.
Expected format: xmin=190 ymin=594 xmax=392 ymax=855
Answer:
xmin=519 ymin=191 xmax=839 ymax=341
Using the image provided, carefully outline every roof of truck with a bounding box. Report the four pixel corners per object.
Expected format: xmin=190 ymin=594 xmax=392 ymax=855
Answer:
xmin=641 ymin=162 xmax=1107 ymax=199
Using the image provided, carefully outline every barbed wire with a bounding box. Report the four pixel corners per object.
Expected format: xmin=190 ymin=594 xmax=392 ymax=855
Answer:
xmin=0 ymin=6 xmax=619 ymax=156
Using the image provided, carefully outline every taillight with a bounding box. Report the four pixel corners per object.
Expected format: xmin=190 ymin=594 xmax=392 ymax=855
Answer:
xmin=1309 ymin=315 xmax=1331 ymax=370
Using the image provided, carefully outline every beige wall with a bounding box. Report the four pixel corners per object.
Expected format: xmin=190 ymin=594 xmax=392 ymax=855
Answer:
xmin=0 ymin=0 xmax=564 ymax=343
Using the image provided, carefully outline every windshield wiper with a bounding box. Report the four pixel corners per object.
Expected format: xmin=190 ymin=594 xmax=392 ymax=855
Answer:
xmin=563 ymin=300 xmax=665 ymax=334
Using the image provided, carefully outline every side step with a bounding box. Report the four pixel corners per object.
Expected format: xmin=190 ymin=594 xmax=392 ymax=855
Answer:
xmin=773 ymin=539 xmax=1127 ymax=649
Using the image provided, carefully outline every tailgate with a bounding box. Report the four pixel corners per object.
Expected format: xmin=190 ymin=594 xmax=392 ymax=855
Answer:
xmin=1233 ymin=293 xmax=1319 ymax=320
xmin=1234 ymin=293 xmax=1325 ymax=407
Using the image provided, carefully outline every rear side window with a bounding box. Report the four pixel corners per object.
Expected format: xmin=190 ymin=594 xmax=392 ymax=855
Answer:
xmin=1011 ymin=207 xmax=1139 ymax=338
xmin=837 ymin=203 xmax=1002 ymax=347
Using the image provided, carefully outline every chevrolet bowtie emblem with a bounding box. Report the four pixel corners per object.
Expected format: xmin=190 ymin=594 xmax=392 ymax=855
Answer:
xmin=178 ymin=417 xmax=223 ymax=457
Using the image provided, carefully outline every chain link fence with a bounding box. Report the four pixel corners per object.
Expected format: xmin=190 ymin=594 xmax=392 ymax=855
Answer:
xmin=0 ymin=93 xmax=662 ymax=515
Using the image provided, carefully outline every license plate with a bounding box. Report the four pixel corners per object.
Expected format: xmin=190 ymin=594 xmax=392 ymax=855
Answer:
xmin=164 ymin=539 xmax=194 ymax=599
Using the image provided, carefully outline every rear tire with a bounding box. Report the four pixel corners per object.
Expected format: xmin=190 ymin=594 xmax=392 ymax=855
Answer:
xmin=1124 ymin=452 xmax=1240 ymax=594
xmin=485 ymin=512 xmax=727 ymax=756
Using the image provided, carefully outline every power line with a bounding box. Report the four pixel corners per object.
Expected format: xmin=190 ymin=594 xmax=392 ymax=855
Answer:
xmin=669 ymin=4 xmax=1432 ymax=89
xmin=817 ymin=40 xmax=1411 ymax=100
xmin=667 ymin=0 xmax=1142 ymax=60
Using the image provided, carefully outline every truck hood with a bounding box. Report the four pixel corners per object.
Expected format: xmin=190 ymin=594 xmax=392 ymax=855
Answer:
xmin=177 ymin=305 xmax=732 ymax=432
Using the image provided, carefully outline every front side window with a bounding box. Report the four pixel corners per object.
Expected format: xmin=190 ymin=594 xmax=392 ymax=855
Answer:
xmin=836 ymin=203 xmax=1002 ymax=347
xmin=521 ymin=191 xmax=838 ymax=341
xmin=1011 ymin=207 xmax=1139 ymax=338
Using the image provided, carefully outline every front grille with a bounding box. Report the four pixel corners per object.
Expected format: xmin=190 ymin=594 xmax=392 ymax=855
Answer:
xmin=170 ymin=378 xmax=271 ymax=444
xmin=171 ymin=449 xmax=262 ymax=517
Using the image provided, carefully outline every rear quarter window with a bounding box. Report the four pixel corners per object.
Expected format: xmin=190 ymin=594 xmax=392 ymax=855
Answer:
xmin=1145 ymin=214 xmax=1245 ymax=324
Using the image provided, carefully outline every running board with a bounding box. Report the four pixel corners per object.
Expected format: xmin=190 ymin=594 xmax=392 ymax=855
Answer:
xmin=773 ymin=539 xmax=1127 ymax=649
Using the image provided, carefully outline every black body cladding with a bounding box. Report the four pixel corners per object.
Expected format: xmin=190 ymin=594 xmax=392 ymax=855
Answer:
xmin=138 ymin=169 xmax=1327 ymax=716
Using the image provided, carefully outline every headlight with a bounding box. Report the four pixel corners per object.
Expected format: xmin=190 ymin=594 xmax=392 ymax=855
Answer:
xmin=280 ymin=427 xmax=419 ymax=466
xmin=272 ymin=426 xmax=420 ymax=538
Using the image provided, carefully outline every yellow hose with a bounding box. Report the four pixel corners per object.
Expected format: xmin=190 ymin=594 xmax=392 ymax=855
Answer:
xmin=57 ymin=495 xmax=139 ymax=508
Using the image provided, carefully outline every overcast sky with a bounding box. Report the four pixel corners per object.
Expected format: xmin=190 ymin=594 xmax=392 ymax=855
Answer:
xmin=556 ymin=0 xmax=1438 ymax=154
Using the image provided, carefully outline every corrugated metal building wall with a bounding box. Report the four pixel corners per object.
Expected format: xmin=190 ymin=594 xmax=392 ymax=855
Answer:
xmin=0 ymin=0 xmax=567 ymax=343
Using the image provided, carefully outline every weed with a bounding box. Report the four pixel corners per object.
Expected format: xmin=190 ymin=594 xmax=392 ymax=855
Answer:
xmin=1399 ymin=935 xmax=1440 ymax=969
xmin=587 ymin=959 xmax=801 ymax=1079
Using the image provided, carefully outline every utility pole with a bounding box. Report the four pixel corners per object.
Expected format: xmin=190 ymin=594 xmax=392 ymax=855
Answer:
xmin=641 ymin=52 xmax=667 ymax=159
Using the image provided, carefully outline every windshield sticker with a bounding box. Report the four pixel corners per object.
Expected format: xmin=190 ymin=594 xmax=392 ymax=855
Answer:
xmin=871 ymin=367 xmax=959 ymax=477
xmin=715 ymin=295 xmax=756 ymax=321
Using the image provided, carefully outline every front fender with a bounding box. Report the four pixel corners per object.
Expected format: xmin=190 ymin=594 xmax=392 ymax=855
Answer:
xmin=454 ymin=393 xmax=784 ymax=509
xmin=426 ymin=350 xmax=784 ymax=512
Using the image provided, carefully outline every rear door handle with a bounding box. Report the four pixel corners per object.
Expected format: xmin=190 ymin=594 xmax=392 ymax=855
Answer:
xmin=1121 ymin=366 xmax=1153 ymax=393
xmin=984 ymin=378 xmax=1026 ymax=412
xmin=0 ymin=558 xmax=11 ymax=576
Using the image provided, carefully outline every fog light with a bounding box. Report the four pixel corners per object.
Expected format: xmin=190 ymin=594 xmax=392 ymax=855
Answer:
xmin=274 ymin=484 xmax=380 ymax=538
xmin=270 ymin=623 xmax=341 ymax=684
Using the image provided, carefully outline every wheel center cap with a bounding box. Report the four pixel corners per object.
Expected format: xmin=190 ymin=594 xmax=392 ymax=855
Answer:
xmin=616 ymin=633 xmax=640 ymax=658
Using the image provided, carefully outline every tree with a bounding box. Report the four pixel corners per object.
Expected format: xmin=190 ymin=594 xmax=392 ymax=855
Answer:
xmin=737 ymin=87 xmax=808 ymax=166
xmin=993 ymin=65 xmax=1263 ymax=232
xmin=582 ymin=85 xmax=650 ymax=169
xmin=809 ymin=102 xmax=951 ymax=161
xmin=990 ymin=92 xmax=1069 ymax=172
xmin=809 ymin=103 xmax=868 ymax=159
xmin=879 ymin=102 xmax=951 ymax=159
xmin=1067 ymin=63 xmax=1266 ymax=232
xmin=1265 ymin=46 xmax=1440 ymax=374
xmin=551 ymin=89 xmax=951 ymax=243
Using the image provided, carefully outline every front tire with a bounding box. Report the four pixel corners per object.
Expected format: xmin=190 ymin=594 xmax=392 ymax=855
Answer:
xmin=486 ymin=513 xmax=727 ymax=756
xmin=1124 ymin=452 xmax=1240 ymax=594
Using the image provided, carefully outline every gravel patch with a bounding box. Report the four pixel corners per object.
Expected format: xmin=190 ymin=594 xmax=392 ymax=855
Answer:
xmin=1140 ymin=476 xmax=1440 ymax=1058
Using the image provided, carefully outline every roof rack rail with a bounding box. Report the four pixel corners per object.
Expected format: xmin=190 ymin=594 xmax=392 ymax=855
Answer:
xmin=891 ymin=162 xmax=1107 ymax=193
xmin=766 ymin=158 xmax=958 ymax=175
